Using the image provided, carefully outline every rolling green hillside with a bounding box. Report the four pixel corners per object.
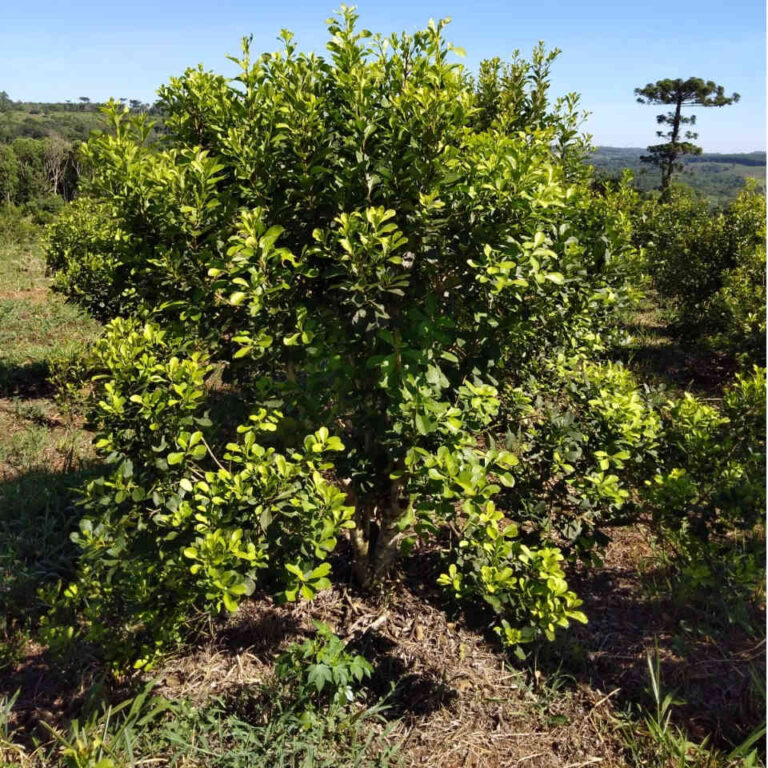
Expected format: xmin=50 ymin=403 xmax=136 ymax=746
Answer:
xmin=591 ymin=146 xmax=766 ymax=205
xmin=0 ymin=95 xmax=158 ymax=143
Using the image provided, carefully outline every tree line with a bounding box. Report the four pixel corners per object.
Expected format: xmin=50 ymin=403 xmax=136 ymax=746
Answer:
xmin=0 ymin=90 xmax=158 ymax=114
xmin=0 ymin=93 xmax=165 ymax=218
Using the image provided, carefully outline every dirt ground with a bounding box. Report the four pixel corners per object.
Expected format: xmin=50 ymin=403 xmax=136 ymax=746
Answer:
xmin=6 ymin=524 xmax=762 ymax=767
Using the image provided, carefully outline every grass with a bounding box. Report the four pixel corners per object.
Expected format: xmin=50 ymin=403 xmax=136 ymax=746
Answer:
xmin=0 ymin=679 xmax=402 ymax=768
xmin=0 ymin=239 xmax=99 ymax=398
xmin=616 ymin=290 xmax=736 ymax=398
xmin=616 ymin=646 xmax=765 ymax=768
xmin=0 ymin=238 xmax=100 ymax=675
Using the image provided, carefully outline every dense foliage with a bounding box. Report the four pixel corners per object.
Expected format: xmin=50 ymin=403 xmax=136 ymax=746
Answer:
xmin=0 ymin=136 xmax=79 ymax=222
xmin=0 ymin=96 xmax=160 ymax=239
xmin=644 ymin=367 xmax=766 ymax=623
xmin=41 ymin=318 xmax=353 ymax=667
xmin=639 ymin=182 xmax=766 ymax=364
xmin=43 ymin=10 xmax=764 ymax=671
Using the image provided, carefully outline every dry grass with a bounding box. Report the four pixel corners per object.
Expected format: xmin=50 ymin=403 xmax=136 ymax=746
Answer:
xmin=144 ymin=582 xmax=627 ymax=767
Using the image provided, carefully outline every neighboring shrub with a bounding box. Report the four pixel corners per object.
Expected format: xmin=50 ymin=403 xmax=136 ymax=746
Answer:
xmin=0 ymin=202 xmax=37 ymax=245
xmin=45 ymin=198 xmax=131 ymax=321
xmin=643 ymin=367 xmax=766 ymax=622
xmin=433 ymin=355 xmax=664 ymax=644
xmin=708 ymin=244 xmax=766 ymax=366
xmin=45 ymin=10 xmax=643 ymax=663
xmin=496 ymin=357 xmax=662 ymax=561
xmin=639 ymin=182 xmax=766 ymax=364
xmin=650 ymin=367 xmax=765 ymax=537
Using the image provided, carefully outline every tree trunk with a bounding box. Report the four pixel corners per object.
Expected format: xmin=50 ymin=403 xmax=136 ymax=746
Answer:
xmin=347 ymin=474 xmax=407 ymax=590
xmin=661 ymin=92 xmax=684 ymax=195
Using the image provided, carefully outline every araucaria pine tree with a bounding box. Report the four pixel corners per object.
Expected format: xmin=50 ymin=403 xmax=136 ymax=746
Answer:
xmin=635 ymin=78 xmax=739 ymax=193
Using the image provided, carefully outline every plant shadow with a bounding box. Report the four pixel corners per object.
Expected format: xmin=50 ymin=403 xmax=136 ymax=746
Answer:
xmin=615 ymin=339 xmax=736 ymax=396
xmin=0 ymin=463 xmax=112 ymax=744
xmin=351 ymin=629 xmax=458 ymax=718
xmin=0 ymin=360 xmax=56 ymax=398
xmin=539 ymin=546 xmax=765 ymax=752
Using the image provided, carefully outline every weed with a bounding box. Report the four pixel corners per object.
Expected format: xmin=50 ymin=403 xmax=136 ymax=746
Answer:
xmin=618 ymin=643 xmax=764 ymax=767
xmin=275 ymin=621 xmax=374 ymax=723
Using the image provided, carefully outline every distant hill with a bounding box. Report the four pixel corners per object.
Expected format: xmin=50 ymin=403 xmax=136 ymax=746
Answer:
xmin=0 ymin=96 xmax=162 ymax=216
xmin=0 ymin=105 xmax=106 ymax=143
xmin=591 ymin=146 xmax=766 ymax=205
xmin=0 ymin=96 xmax=159 ymax=143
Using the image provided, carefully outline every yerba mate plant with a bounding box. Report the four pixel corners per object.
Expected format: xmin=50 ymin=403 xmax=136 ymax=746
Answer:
xmin=46 ymin=7 xmax=644 ymax=665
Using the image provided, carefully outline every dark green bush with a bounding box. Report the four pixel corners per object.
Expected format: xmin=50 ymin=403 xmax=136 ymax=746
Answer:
xmin=639 ymin=183 xmax=766 ymax=364
xmin=708 ymin=243 xmax=766 ymax=365
xmin=44 ymin=9 xmax=651 ymax=664
xmin=0 ymin=202 xmax=37 ymax=245
xmin=643 ymin=366 xmax=766 ymax=620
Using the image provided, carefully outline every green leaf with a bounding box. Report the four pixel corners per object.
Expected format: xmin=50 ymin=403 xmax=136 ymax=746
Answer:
xmin=309 ymin=562 xmax=331 ymax=580
xmin=260 ymin=225 xmax=285 ymax=249
xmin=414 ymin=413 xmax=432 ymax=435
xmin=307 ymin=663 xmax=332 ymax=692
xmin=285 ymin=563 xmax=304 ymax=578
xmin=301 ymin=584 xmax=315 ymax=600
xmin=190 ymin=444 xmax=207 ymax=460
xmin=222 ymin=592 xmax=239 ymax=612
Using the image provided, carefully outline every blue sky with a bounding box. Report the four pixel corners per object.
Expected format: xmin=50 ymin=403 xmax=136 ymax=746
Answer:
xmin=2 ymin=0 xmax=764 ymax=151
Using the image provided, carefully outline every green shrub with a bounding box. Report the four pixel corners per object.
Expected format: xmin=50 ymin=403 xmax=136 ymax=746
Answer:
xmin=45 ymin=9 xmax=643 ymax=663
xmin=708 ymin=244 xmax=766 ymax=365
xmin=490 ymin=357 xmax=661 ymax=564
xmin=0 ymin=203 xmax=37 ymax=245
xmin=639 ymin=182 xmax=766 ymax=364
xmin=43 ymin=318 xmax=353 ymax=668
xmin=644 ymin=367 xmax=766 ymax=622
xmin=45 ymin=198 xmax=132 ymax=322
xmin=275 ymin=622 xmax=373 ymax=722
